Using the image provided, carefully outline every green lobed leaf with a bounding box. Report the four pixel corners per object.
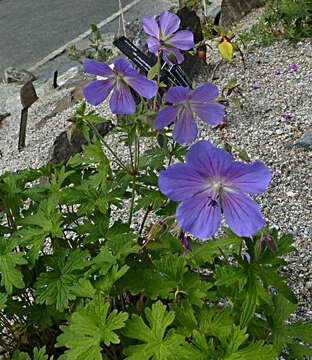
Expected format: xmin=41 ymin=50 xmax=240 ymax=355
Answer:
xmin=285 ymin=319 xmax=312 ymax=344
xmin=122 ymin=300 xmax=186 ymax=360
xmin=198 ymin=306 xmax=234 ymax=339
xmin=240 ymin=275 xmax=258 ymax=327
xmin=287 ymin=340 xmax=312 ymax=360
xmin=34 ymin=249 xmax=90 ymax=311
xmin=255 ymin=266 xmax=297 ymax=304
xmin=56 ymin=295 xmax=128 ymax=360
xmin=13 ymin=346 xmax=52 ymax=360
xmin=0 ymin=237 xmax=27 ymax=294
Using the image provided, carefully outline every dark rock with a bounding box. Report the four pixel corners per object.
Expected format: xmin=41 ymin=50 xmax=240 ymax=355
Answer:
xmin=293 ymin=128 xmax=312 ymax=150
xmin=220 ymin=0 xmax=263 ymax=29
xmin=20 ymin=81 xmax=38 ymax=109
xmin=176 ymin=7 xmax=203 ymax=45
xmin=3 ymin=66 xmax=36 ymax=84
xmin=176 ymin=7 xmax=207 ymax=81
xmin=50 ymin=121 xmax=115 ymax=165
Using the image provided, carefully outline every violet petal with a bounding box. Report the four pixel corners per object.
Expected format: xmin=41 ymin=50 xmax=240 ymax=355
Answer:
xmin=147 ymin=37 xmax=161 ymax=56
xmin=224 ymin=161 xmax=271 ymax=194
xmin=166 ymin=86 xmax=190 ymax=104
xmin=83 ymin=79 xmax=114 ymax=106
xmin=83 ymin=59 xmax=114 ymax=77
xmin=173 ymin=109 xmax=197 ymax=144
xmin=166 ymin=30 xmax=194 ymax=50
xmin=159 ymin=11 xmax=180 ymax=38
xmin=162 ymin=47 xmax=184 ymax=65
xmin=114 ymin=58 xmax=138 ymax=77
xmin=192 ymin=102 xmax=224 ymax=126
xmin=158 ymin=163 xmax=206 ymax=201
xmin=176 ymin=192 xmax=222 ymax=239
xmin=190 ymin=83 xmax=218 ymax=103
xmin=142 ymin=15 xmax=159 ymax=38
xmin=222 ymin=191 xmax=265 ymax=237
xmin=109 ymin=83 xmax=136 ymax=114
xmin=186 ymin=140 xmax=233 ymax=177
xmin=124 ymin=74 xmax=156 ymax=99
xmin=154 ymin=106 xmax=179 ymax=129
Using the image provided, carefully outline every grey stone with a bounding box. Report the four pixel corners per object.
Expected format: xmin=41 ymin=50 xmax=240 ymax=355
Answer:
xmin=49 ymin=121 xmax=115 ymax=165
xmin=3 ymin=66 xmax=36 ymax=84
xmin=220 ymin=0 xmax=262 ymax=29
xmin=293 ymin=128 xmax=312 ymax=149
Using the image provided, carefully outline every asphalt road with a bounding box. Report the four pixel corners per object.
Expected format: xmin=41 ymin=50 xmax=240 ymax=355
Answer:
xmin=0 ymin=0 xmax=134 ymax=76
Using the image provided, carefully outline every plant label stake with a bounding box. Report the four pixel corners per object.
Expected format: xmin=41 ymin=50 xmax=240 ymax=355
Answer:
xmin=113 ymin=36 xmax=192 ymax=88
xmin=18 ymin=80 xmax=38 ymax=151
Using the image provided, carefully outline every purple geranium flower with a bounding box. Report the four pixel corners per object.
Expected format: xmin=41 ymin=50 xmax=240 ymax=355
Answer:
xmin=154 ymin=84 xmax=224 ymax=143
xmin=274 ymin=71 xmax=281 ymax=75
xmin=83 ymin=58 xmax=156 ymax=114
xmin=158 ymin=140 xmax=271 ymax=239
xmin=142 ymin=11 xmax=194 ymax=65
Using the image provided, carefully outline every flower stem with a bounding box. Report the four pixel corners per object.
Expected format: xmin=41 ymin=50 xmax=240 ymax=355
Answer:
xmin=139 ymin=206 xmax=152 ymax=235
xmin=218 ymin=246 xmax=230 ymax=265
xmin=128 ymin=176 xmax=136 ymax=226
xmin=128 ymin=136 xmax=139 ymax=226
xmin=153 ymin=54 xmax=161 ymax=112
xmin=86 ymin=120 xmax=128 ymax=172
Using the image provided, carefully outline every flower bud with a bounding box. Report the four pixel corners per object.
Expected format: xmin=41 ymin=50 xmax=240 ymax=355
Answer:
xmin=255 ymin=235 xmax=267 ymax=260
xmin=147 ymin=221 xmax=167 ymax=242
xmin=67 ymin=122 xmax=77 ymax=144
xmin=255 ymin=233 xmax=278 ymax=260
xmin=265 ymin=235 xmax=278 ymax=253
xmin=179 ymin=231 xmax=191 ymax=251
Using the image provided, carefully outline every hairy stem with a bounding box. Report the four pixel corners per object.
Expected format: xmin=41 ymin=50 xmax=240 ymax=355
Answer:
xmin=86 ymin=120 xmax=128 ymax=172
xmin=153 ymin=54 xmax=161 ymax=112
xmin=139 ymin=205 xmax=152 ymax=235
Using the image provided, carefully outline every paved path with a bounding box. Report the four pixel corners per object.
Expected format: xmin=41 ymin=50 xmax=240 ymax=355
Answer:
xmin=0 ymin=0 xmax=134 ymax=75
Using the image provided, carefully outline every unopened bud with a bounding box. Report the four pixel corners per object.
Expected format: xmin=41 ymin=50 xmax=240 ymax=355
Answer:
xmin=147 ymin=221 xmax=167 ymax=242
xmin=67 ymin=122 xmax=77 ymax=144
xmin=255 ymin=235 xmax=267 ymax=260
xmin=265 ymin=235 xmax=278 ymax=253
xmin=255 ymin=234 xmax=278 ymax=260
xmin=241 ymin=252 xmax=250 ymax=263
xmin=167 ymin=51 xmax=178 ymax=65
xmin=179 ymin=231 xmax=191 ymax=251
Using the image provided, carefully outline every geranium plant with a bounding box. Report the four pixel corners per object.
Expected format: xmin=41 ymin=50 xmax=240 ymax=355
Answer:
xmin=0 ymin=10 xmax=311 ymax=360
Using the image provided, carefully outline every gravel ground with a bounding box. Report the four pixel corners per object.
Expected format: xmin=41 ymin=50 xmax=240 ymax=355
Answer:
xmin=0 ymin=5 xmax=311 ymax=327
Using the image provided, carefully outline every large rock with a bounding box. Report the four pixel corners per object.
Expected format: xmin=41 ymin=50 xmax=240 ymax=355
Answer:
xmin=49 ymin=121 xmax=115 ymax=165
xmin=220 ymin=0 xmax=262 ymax=28
xmin=293 ymin=128 xmax=312 ymax=150
xmin=3 ymin=67 xmax=36 ymax=84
